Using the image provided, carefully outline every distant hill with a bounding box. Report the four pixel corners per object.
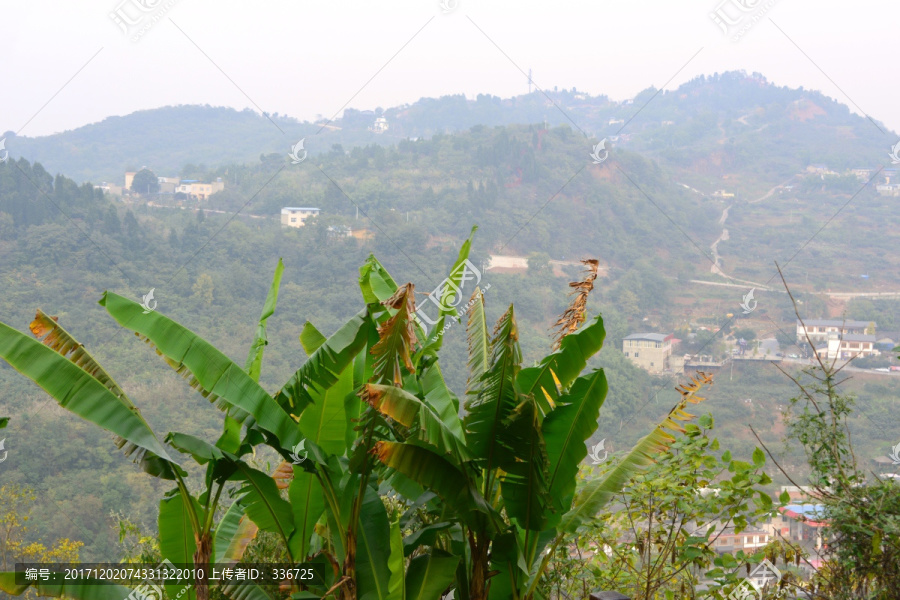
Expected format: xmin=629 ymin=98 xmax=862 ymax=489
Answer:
xmin=3 ymin=71 xmax=894 ymax=188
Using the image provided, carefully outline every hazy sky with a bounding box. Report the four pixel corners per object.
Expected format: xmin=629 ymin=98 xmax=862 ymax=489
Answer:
xmin=3 ymin=0 xmax=898 ymax=137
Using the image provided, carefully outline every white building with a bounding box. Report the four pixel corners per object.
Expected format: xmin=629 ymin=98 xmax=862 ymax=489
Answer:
xmin=281 ymin=207 xmax=321 ymax=228
xmin=796 ymin=319 xmax=872 ymax=342
xmin=815 ymin=333 xmax=878 ymax=361
xmin=371 ymin=117 xmax=389 ymax=134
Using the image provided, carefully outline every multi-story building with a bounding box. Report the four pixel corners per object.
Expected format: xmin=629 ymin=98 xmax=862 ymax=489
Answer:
xmin=281 ymin=207 xmax=321 ymax=228
xmin=711 ymin=527 xmax=772 ymax=554
xmin=623 ymin=333 xmax=673 ymax=374
xmin=815 ymin=333 xmax=878 ymax=360
xmin=796 ymin=319 xmax=873 ymax=342
xmin=176 ymin=179 xmax=225 ymax=200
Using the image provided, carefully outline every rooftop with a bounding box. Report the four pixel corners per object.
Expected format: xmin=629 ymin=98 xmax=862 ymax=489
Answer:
xmin=282 ymin=207 xmax=321 ymax=212
xmin=836 ymin=333 xmax=877 ymax=342
xmin=624 ymin=333 xmax=670 ymax=342
xmin=780 ymin=504 xmax=827 ymax=526
xmin=798 ymin=319 xmax=872 ymax=329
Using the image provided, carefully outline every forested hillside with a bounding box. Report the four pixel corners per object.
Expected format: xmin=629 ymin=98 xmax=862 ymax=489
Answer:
xmin=2 ymin=111 xmax=900 ymax=562
xmin=3 ymin=72 xmax=891 ymax=190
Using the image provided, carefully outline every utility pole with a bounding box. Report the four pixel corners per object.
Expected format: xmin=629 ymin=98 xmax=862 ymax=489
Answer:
xmin=528 ymin=68 xmax=533 ymax=94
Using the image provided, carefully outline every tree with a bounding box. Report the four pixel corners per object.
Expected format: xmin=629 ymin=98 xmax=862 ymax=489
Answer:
xmin=130 ymin=169 xmax=158 ymax=195
xmin=753 ymin=271 xmax=900 ymax=599
xmin=733 ymin=327 xmax=756 ymax=342
xmin=542 ymin=414 xmax=787 ymax=599
xmin=0 ymin=484 xmax=84 ymax=572
xmin=191 ymin=273 xmax=215 ymax=306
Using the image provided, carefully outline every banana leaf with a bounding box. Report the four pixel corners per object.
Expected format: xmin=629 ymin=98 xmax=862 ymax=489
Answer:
xmin=159 ymin=492 xmax=202 ymax=600
xmin=541 ymin=370 xmax=608 ymax=521
xmin=231 ymin=463 xmax=295 ymax=555
xmin=275 ymin=308 xmax=371 ymax=416
xmin=0 ymin=319 xmax=177 ymax=478
xmin=518 ymin=315 xmax=606 ymax=410
xmin=419 ymin=225 xmax=478 ymax=356
xmin=405 ymin=550 xmax=459 ymax=600
xmin=356 ymin=486 xmax=394 ymax=600
xmin=465 ymin=288 xmax=490 ymax=397
xmin=463 ymin=306 xmax=522 ymax=473
xmin=362 ymin=383 xmax=469 ymax=462
xmin=214 ymin=501 xmax=258 ymax=565
xmin=99 ymin=292 xmax=300 ymax=449
xmin=244 ymin=258 xmax=284 ymax=382
xmin=498 ymin=396 xmax=551 ymax=531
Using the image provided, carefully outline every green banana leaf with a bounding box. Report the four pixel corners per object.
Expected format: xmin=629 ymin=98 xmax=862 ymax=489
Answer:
xmin=362 ymin=383 xmax=469 ymax=462
xmin=159 ymin=492 xmax=201 ymax=600
xmin=356 ymin=487 xmax=394 ymax=600
xmin=419 ymin=225 xmax=478 ymax=356
xmin=231 ymin=463 xmax=295 ymax=556
xmin=387 ymin=516 xmax=405 ymax=600
xmin=498 ymin=397 xmax=551 ymax=531
xmin=359 ymin=254 xmax=400 ymax=305
xmin=287 ymin=468 xmax=326 ymax=562
xmin=373 ymin=441 xmax=499 ymax=532
xmin=244 ymin=258 xmax=284 ymax=383
xmin=465 ymin=288 xmax=490 ymax=398
xmin=463 ymin=306 xmax=522 ymax=473
xmin=99 ymin=292 xmax=300 ymax=449
xmin=274 ymin=308 xmax=370 ymax=416
xmin=405 ymin=550 xmax=459 ymax=600
xmin=517 ymin=315 xmax=606 ymax=409
xmin=541 ymin=370 xmax=608 ymax=521
xmin=487 ymin=529 xmax=526 ymax=600
xmin=419 ymin=363 xmax=464 ymax=440
xmin=0 ymin=319 xmax=177 ymax=478
xmin=299 ymin=321 xmax=327 ymax=355
xmin=214 ymin=501 xmax=258 ymax=565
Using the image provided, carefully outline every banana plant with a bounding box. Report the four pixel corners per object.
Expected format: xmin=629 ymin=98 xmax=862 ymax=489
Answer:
xmin=0 ymin=260 xmax=294 ymax=600
xmin=367 ymin=272 xmax=711 ymax=600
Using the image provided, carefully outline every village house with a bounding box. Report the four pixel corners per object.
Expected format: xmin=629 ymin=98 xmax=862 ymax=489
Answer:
xmin=796 ymin=319 xmax=873 ymax=342
xmin=176 ymin=179 xmax=225 ymax=200
xmin=815 ymin=333 xmax=878 ymax=360
xmin=281 ymin=207 xmax=321 ymax=228
xmin=623 ymin=333 xmax=674 ymax=374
